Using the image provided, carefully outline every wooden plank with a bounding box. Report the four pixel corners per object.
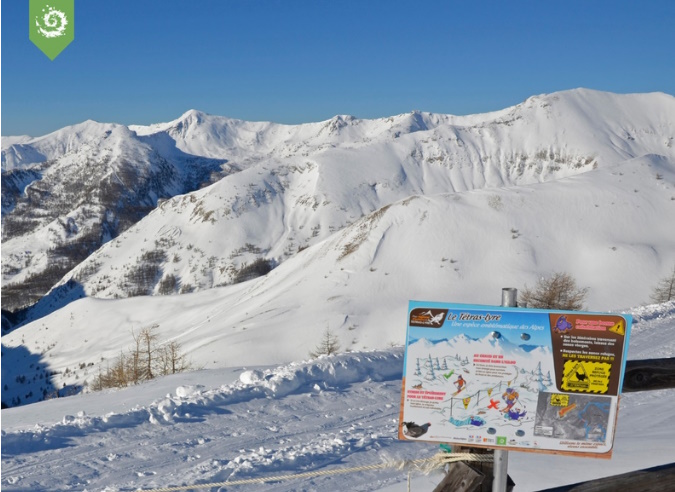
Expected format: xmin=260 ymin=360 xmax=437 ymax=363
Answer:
xmin=622 ymin=358 xmax=675 ymax=392
xmin=444 ymin=446 xmax=515 ymax=492
xmin=537 ymin=462 xmax=675 ymax=491
xmin=433 ymin=462 xmax=484 ymax=492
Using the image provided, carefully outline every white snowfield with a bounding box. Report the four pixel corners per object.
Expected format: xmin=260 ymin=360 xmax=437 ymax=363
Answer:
xmin=2 ymin=302 xmax=674 ymax=491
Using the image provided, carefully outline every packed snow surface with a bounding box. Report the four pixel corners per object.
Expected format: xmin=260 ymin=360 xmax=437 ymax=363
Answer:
xmin=2 ymin=302 xmax=674 ymax=491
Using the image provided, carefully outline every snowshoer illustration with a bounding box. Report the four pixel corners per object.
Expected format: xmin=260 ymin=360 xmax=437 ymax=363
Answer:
xmin=501 ymin=387 xmax=519 ymax=413
xmin=402 ymin=421 xmax=431 ymax=438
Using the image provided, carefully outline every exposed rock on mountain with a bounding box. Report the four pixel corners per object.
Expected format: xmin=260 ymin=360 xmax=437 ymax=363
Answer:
xmin=2 ymin=89 xmax=674 ymax=327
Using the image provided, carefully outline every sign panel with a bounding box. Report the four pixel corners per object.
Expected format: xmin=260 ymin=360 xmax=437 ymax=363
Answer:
xmin=399 ymin=301 xmax=632 ymax=458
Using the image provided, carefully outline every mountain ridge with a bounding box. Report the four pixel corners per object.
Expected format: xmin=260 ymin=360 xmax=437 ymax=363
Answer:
xmin=3 ymin=89 xmax=674 ymax=318
xmin=1 ymin=90 xmax=674 ymax=383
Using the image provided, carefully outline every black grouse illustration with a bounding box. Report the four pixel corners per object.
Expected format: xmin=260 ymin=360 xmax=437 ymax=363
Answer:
xmin=402 ymin=421 xmax=431 ymax=438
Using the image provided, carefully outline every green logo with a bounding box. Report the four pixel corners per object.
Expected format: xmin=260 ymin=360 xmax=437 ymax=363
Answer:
xmin=496 ymin=436 xmax=507 ymax=446
xmin=29 ymin=0 xmax=75 ymax=60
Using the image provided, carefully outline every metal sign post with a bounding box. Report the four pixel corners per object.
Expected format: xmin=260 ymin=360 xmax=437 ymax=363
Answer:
xmin=493 ymin=288 xmax=517 ymax=492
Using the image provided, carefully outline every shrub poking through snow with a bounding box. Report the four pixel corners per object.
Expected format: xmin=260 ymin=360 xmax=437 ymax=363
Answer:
xmin=309 ymin=326 xmax=341 ymax=358
xmin=520 ymin=272 xmax=588 ymax=310
xmin=651 ymin=265 xmax=675 ymax=303
xmin=91 ymin=324 xmax=191 ymax=390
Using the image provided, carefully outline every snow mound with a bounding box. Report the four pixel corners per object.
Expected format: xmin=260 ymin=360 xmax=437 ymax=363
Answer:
xmin=239 ymin=370 xmax=264 ymax=384
xmin=175 ymin=385 xmax=204 ymax=398
xmin=2 ymin=349 xmax=404 ymax=445
xmin=631 ymin=300 xmax=675 ymax=324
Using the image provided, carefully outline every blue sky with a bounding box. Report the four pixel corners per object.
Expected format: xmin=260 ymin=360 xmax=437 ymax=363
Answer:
xmin=2 ymin=1 xmax=674 ymax=136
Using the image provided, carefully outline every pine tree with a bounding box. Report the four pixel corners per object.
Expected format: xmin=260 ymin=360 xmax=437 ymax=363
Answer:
xmin=425 ymin=354 xmax=436 ymax=380
xmin=309 ymin=326 xmax=341 ymax=358
xmin=534 ymin=361 xmax=547 ymax=391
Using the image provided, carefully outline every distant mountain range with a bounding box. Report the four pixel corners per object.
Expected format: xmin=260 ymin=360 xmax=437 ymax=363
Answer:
xmin=2 ymin=89 xmax=675 ymax=406
xmin=3 ymin=89 xmax=674 ymax=321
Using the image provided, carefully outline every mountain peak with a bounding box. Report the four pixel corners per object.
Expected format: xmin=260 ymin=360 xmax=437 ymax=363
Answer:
xmin=175 ymin=109 xmax=212 ymax=128
xmin=179 ymin=109 xmax=209 ymax=121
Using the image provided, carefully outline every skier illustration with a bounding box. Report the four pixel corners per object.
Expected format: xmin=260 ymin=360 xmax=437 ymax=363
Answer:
xmin=454 ymin=374 xmax=466 ymax=394
xmin=501 ymin=387 xmax=519 ymax=413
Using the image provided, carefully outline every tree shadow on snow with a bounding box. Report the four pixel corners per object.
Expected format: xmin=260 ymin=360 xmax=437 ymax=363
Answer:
xmin=1 ymin=344 xmax=59 ymax=408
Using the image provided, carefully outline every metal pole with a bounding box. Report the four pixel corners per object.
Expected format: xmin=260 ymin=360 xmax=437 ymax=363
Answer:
xmin=493 ymin=287 xmax=517 ymax=492
xmin=501 ymin=287 xmax=518 ymax=309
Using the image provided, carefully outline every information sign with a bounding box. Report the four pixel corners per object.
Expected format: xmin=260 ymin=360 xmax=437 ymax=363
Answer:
xmin=399 ymin=301 xmax=632 ymax=458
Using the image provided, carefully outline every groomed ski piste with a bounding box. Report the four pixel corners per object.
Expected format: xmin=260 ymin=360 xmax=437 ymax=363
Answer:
xmin=2 ymin=301 xmax=674 ymax=491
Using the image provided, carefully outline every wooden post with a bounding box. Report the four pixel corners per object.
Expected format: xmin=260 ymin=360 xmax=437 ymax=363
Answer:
xmin=434 ymin=462 xmax=484 ymax=492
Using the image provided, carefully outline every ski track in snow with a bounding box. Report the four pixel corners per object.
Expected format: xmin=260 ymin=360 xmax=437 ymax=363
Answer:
xmin=2 ymin=304 xmax=675 ymax=491
xmin=2 ymin=350 xmax=439 ymax=492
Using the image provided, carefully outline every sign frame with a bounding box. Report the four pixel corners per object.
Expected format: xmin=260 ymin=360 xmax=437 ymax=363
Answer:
xmin=399 ymin=301 xmax=632 ymax=459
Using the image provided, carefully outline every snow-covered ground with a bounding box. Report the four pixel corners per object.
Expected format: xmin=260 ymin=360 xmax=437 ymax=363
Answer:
xmin=2 ymin=302 xmax=673 ymax=491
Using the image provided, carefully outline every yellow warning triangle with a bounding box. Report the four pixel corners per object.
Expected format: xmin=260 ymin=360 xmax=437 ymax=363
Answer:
xmin=463 ymin=397 xmax=472 ymax=409
xmin=608 ymin=319 xmax=625 ymax=336
xmin=487 ymin=388 xmax=493 ymax=397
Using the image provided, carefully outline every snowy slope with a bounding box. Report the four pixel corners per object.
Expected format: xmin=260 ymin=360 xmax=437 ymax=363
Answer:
xmin=2 ymin=302 xmax=674 ymax=491
xmin=2 ymin=150 xmax=674 ymax=407
xmin=55 ymin=90 xmax=675 ymax=299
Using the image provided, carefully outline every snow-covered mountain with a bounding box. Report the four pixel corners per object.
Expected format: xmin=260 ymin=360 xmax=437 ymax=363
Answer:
xmin=2 ymin=89 xmax=675 ymax=408
xmin=3 ymin=89 xmax=674 ymax=320
xmin=1 ymin=121 xmax=230 ymax=313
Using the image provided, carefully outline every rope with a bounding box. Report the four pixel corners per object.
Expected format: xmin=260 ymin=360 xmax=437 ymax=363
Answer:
xmin=137 ymin=452 xmax=493 ymax=492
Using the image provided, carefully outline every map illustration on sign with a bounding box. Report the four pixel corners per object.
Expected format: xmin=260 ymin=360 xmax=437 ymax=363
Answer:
xmin=399 ymin=301 xmax=631 ymax=458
